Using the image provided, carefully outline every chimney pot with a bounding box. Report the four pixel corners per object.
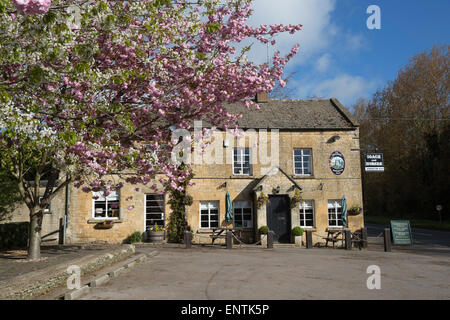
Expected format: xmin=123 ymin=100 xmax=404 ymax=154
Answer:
xmin=255 ymin=92 xmax=269 ymax=103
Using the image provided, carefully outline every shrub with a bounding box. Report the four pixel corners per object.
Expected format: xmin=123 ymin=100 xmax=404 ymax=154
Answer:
xmin=292 ymin=226 xmax=304 ymax=237
xmin=128 ymin=231 xmax=142 ymax=244
xmin=259 ymin=226 xmax=269 ymax=234
xmin=0 ymin=222 xmax=29 ymax=251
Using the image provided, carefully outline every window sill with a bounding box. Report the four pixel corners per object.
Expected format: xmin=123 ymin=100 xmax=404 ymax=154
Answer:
xmin=87 ymin=219 xmax=123 ymax=224
xmin=292 ymin=175 xmax=314 ymax=179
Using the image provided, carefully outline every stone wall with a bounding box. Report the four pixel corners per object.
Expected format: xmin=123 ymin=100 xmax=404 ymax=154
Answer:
xmin=28 ymin=128 xmax=364 ymax=246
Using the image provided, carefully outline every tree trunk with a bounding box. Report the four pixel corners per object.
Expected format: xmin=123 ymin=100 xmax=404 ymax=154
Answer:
xmin=28 ymin=209 xmax=43 ymax=260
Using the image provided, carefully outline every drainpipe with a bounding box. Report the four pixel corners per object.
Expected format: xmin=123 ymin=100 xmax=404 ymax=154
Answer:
xmin=63 ymin=181 xmax=70 ymax=245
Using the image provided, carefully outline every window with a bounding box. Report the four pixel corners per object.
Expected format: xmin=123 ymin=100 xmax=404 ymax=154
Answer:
xmin=93 ymin=190 xmax=120 ymax=219
xmin=233 ymin=148 xmax=251 ymax=175
xmin=328 ymin=200 xmax=343 ymax=227
xmin=293 ymin=149 xmax=313 ymax=175
xmin=299 ymin=200 xmax=314 ymax=228
xmin=145 ymin=194 xmax=165 ymax=228
xmin=200 ymin=201 xmax=219 ymax=229
xmin=233 ymin=200 xmax=253 ymax=229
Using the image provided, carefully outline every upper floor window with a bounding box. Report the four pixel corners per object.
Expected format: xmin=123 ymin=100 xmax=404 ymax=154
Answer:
xmin=233 ymin=200 xmax=253 ymax=229
xmin=293 ymin=148 xmax=313 ymax=175
xmin=233 ymin=148 xmax=252 ymax=175
xmin=299 ymin=200 xmax=314 ymax=228
xmin=328 ymin=200 xmax=343 ymax=227
xmin=93 ymin=190 xmax=120 ymax=219
xmin=200 ymin=201 xmax=219 ymax=229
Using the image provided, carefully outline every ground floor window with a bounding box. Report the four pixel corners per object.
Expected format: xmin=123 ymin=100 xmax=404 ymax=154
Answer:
xmin=200 ymin=201 xmax=219 ymax=229
xmin=145 ymin=194 xmax=165 ymax=228
xmin=299 ymin=200 xmax=314 ymax=228
xmin=93 ymin=190 xmax=120 ymax=219
xmin=328 ymin=200 xmax=343 ymax=227
xmin=233 ymin=200 xmax=253 ymax=229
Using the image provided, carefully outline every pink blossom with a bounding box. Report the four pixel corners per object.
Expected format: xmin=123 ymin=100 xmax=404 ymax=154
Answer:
xmin=13 ymin=0 xmax=51 ymax=15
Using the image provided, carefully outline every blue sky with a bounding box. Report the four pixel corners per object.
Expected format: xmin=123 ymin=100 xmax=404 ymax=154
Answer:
xmin=245 ymin=0 xmax=450 ymax=108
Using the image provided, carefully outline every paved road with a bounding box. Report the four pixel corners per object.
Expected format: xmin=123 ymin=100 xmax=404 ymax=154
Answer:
xmin=366 ymin=223 xmax=450 ymax=247
xmin=81 ymin=246 xmax=450 ymax=300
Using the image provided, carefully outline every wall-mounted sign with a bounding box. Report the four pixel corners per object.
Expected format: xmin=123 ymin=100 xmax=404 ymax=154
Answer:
xmin=329 ymin=151 xmax=345 ymax=175
xmin=365 ymin=153 xmax=384 ymax=172
xmin=390 ymin=220 xmax=413 ymax=245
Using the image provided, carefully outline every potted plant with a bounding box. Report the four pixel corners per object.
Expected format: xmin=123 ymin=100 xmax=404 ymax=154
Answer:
xmin=290 ymin=189 xmax=302 ymax=208
xmin=95 ymin=220 xmax=114 ymax=229
xmin=257 ymin=192 xmax=270 ymax=209
xmin=147 ymin=223 xmax=165 ymax=242
xmin=292 ymin=226 xmax=304 ymax=247
xmin=348 ymin=205 xmax=362 ymax=215
xmin=259 ymin=226 xmax=269 ymax=246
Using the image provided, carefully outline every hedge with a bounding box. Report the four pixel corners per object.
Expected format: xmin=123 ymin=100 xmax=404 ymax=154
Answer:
xmin=0 ymin=222 xmax=29 ymax=251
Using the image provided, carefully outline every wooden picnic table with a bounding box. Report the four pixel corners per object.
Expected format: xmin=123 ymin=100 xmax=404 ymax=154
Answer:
xmin=210 ymin=227 xmax=239 ymax=245
xmin=325 ymin=227 xmax=346 ymax=248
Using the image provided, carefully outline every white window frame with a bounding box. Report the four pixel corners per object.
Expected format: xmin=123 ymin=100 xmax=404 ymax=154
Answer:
xmin=328 ymin=200 xmax=343 ymax=227
xmin=92 ymin=190 xmax=120 ymax=220
xmin=232 ymin=148 xmax=252 ymax=176
xmin=145 ymin=193 xmax=165 ymax=229
xmin=293 ymin=148 xmax=313 ymax=176
xmin=299 ymin=200 xmax=315 ymax=228
xmin=233 ymin=200 xmax=253 ymax=229
xmin=199 ymin=201 xmax=220 ymax=229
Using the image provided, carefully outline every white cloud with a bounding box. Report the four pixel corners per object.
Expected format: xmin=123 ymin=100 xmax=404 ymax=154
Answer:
xmin=315 ymin=53 xmax=332 ymax=72
xmin=242 ymin=0 xmax=337 ymax=65
xmin=296 ymin=74 xmax=378 ymax=106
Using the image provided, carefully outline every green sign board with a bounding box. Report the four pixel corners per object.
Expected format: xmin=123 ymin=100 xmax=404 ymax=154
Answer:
xmin=390 ymin=220 xmax=413 ymax=245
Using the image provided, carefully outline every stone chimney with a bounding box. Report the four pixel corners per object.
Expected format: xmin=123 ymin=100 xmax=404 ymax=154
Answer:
xmin=255 ymin=92 xmax=269 ymax=103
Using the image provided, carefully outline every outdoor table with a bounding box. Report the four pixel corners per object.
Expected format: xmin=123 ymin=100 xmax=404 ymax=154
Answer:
xmin=325 ymin=227 xmax=345 ymax=248
xmin=210 ymin=227 xmax=233 ymax=245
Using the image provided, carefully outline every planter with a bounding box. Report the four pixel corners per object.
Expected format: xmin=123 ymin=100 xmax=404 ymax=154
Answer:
xmin=94 ymin=221 xmax=114 ymax=229
xmin=147 ymin=230 xmax=165 ymax=242
xmin=294 ymin=235 xmax=302 ymax=247
xmin=260 ymin=234 xmax=267 ymax=247
xmin=348 ymin=208 xmax=362 ymax=216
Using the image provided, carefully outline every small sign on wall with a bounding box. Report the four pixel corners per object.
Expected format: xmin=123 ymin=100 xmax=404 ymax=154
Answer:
xmin=365 ymin=153 xmax=384 ymax=172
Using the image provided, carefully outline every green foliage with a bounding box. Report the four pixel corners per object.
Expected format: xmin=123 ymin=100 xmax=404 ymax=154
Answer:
xmin=0 ymin=171 xmax=21 ymax=222
xmin=292 ymin=226 xmax=304 ymax=237
xmin=0 ymin=222 xmax=29 ymax=251
xmin=259 ymin=226 xmax=269 ymax=234
xmin=354 ymin=45 xmax=449 ymax=220
xmin=167 ymin=165 xmax=194 ymax=243
xmin=128 ymin=231 xmax=142 ymax=244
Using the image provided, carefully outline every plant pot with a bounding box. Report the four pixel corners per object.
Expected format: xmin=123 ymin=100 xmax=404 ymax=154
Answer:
xmin=95 ymin=221 xmax=114 ymax=229
xmin=260 ymin=234 xmax=267 ymax=247
xmin=348 ymin=209 xmax=362 ymax=216
xmin=147 ymin=230 xmax=165 ymax=242
xmin=294 ymin=235 xmax=302 ymax=247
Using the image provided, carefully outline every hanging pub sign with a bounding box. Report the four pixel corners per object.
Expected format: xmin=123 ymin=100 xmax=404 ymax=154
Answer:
xmin=365 ymin=153 xmax=384 ymax=172
xmin=329 ymin=151 xmax=345 ymax=175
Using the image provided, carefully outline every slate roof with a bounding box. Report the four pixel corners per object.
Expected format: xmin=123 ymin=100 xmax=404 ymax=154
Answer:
xmin=223 ymin=98 xmax=358 ymax=130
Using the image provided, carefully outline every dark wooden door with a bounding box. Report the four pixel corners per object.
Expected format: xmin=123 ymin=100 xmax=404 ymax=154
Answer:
xmin=267 ymin=195 xmax=291 ymax=243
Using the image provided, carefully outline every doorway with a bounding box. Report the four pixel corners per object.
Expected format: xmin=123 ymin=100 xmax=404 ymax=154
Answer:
xmin=266 ymin=195 xmax=291 ymax=243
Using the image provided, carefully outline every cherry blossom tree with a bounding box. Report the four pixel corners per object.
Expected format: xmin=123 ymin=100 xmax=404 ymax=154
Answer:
xmin=0 ymin=0 xmax=301 ymax=259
